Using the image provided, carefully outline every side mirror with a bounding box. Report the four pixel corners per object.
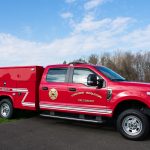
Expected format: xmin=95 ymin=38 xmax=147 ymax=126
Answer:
xmin=87 ymin=74 xmax=98 ymax=86
xmin=98 ymin=79 xmax=104 ymax=88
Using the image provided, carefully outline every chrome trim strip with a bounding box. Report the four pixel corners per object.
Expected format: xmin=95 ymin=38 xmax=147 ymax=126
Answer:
xmin=22 ymin=102 xmax=35 ymax=107
xmin=40 ymin=104 xmax=112 ymax=114
xmin=0 ymin=87 xmax=28 ymax=92
xmin=40 ymin=114 xmax=103 ymax=123
xmin=12 ymin=88 xmax=28 ymax=92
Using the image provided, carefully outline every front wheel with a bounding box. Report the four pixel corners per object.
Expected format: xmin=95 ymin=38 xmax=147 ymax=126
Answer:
xmin=0 ymin=99 xmax=13 ymax=119
xmin=117 ymin=109 xmax=150 ymax=140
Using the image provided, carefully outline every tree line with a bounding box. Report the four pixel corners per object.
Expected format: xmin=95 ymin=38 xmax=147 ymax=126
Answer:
xmin=64 ymin=51 xmax=150 ymax=82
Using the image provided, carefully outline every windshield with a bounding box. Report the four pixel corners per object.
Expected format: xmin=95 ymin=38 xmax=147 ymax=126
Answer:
xmin=95 ymin=66 xmax=126 ymax=81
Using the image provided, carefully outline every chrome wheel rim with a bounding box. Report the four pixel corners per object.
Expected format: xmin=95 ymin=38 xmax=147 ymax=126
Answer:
xmin=122 ymin=115 xmax=142 ymax=136
xmin=1 ymin=103 xmax=10 ymax=117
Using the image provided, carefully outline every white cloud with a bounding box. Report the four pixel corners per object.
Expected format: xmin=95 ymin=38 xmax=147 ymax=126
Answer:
xmin=61 ymin=12 xmax=73 ymax=19
xmin=84 ymin=0 xmax=106 ymax=10
xmin=121 ymin=25 xmax=150 ymax=49
xmin=1 ymin=16 xmax=149 ymax=66
xmin=0 ymin=33 xmax=84 ymax=66
xmin=0 ymin=0 xmax=149 ymax=67
xmin=72 ymin=15 xmax=133 ymax=34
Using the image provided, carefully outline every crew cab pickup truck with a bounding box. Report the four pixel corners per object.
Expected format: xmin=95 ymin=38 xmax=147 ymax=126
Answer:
xmin=0 ymin=62 xmax=150 ymax=140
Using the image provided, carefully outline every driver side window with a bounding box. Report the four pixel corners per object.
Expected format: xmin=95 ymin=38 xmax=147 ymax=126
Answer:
xmin=73 ymin=68 xmax=98 ymax=85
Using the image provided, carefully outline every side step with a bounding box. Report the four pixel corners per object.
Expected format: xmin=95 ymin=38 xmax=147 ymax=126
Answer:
xmin=40 ymin=111 xmax=104 ymax=124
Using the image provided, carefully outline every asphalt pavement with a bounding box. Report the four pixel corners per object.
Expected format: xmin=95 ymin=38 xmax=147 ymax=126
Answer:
xmin=0 ymin=116 xmax=150 ymax=150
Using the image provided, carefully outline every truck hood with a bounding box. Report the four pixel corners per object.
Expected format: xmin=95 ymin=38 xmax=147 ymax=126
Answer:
xmin=115 ymin=81 xmax=150 ymax=90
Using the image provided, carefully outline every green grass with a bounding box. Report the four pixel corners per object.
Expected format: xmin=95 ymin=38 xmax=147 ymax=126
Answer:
xmin=0 ymin=110 xmax=38 ymax=124
xmin=0 ymin=118 xmax=15 ymax=123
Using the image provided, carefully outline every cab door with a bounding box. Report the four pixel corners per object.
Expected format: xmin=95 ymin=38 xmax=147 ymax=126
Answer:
xmin=66 ymin=67 xmax=108 ymax=115
xmin=39 ymin=66 xmax=69 ymax=109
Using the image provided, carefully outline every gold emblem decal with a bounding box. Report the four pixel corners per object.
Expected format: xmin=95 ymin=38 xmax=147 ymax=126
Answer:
xmin=78 ymin=99 xmax=94 ymax=103
xmin=71 ymin=92 xmax=102 ymax=99
xmin=49 ymin=88 xmax=58 ymax=100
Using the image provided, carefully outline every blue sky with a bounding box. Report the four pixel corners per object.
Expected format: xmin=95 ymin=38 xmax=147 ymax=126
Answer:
xmin=0 ymin=0 xmax=150 ymax=66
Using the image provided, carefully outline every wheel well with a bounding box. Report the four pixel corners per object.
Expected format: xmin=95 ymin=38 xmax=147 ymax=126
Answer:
xmin=113 ymin=100 xmax=147 ymax=119
xmin=0 ymin=96 xmax=13 ymax=104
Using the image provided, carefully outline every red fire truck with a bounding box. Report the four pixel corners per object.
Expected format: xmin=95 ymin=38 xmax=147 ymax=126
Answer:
xmin=0 ymin=62 xmax=150 ymax=140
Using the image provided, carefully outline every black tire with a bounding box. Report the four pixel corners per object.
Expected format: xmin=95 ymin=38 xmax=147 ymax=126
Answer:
xmin=117 ymin=109 xmax=150 ymax=141
xmin=0 ymin=99 xmax=13 ymax=119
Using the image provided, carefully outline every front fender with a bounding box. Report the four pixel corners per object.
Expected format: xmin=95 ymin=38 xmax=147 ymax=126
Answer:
xmin=110 ymin=91 xmax=150 ymax=109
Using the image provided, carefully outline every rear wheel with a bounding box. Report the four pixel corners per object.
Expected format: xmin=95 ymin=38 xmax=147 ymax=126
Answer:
xmin=117 ymin=109 xmax=149 ymax=140
xmin=0 ymin=99 xmax=13 ymax=119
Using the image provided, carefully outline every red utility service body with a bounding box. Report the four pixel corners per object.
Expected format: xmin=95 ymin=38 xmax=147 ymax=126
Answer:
xmin=0 ymin=66 xmax=43 ymax=110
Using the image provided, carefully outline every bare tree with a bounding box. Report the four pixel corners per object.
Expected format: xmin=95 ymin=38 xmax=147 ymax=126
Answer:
xmin=88 ymin=54 xmax=99 ymax=65
xmin=86 ymin=51 xmax=150 ymax=82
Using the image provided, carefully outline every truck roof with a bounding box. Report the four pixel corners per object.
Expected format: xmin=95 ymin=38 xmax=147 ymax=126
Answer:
xmin=46 ymin=63 xmax=96 ymax=68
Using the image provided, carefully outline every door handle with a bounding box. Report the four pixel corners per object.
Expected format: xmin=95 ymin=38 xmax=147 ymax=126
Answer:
xmin=69 ymin=88 xmax=76 ymax=92
xmin=42 ymin=87 xmax=48 ymax=90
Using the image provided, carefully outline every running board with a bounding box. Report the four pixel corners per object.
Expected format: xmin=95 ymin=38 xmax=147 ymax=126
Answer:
xmin=40 ymin=113 xmax=103 ymax=124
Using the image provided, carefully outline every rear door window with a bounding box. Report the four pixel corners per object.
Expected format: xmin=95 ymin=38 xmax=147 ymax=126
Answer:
xmin=46 ymin=68 xmax=68 ymax=82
